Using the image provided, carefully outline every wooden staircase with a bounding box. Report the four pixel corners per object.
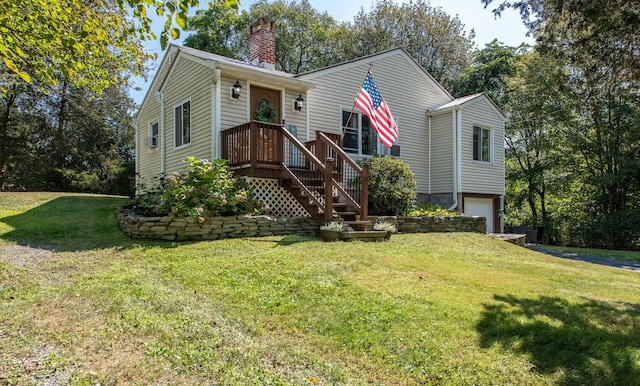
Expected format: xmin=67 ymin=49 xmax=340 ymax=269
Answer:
xmin=282 ymin=169 xmax=369 ymax=230
xmin=221 ymin=122 xmax=370 ymax=229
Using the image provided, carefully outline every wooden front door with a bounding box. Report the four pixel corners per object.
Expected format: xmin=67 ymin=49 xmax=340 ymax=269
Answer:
xmin=250 ymin=85 xmax=281 ymax=124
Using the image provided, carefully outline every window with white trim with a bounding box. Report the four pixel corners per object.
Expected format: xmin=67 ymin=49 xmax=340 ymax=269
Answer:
xmin=473 ymin=126 xmax=491 ymax=162
xmin=147 ymin=122 xmax=158 ymax=148
xmin=174 ymin=100 xmax=191 ymax=147
xmin=341 ymin=110 xmax=388 ymax=156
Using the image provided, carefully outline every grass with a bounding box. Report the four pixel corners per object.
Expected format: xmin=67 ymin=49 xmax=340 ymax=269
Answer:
xmin=532 ymin=244 xmax=640 ymax=263
xmin=1 ymin=192 xmax=639 ymax=385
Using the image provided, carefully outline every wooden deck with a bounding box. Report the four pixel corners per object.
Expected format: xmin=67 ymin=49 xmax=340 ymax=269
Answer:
xmin=221 ymin=122 xmax=368 ymax=223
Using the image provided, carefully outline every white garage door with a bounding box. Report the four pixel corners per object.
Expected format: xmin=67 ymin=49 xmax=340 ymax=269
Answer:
xmin=464 ymin=198 xmax=494 ymax=233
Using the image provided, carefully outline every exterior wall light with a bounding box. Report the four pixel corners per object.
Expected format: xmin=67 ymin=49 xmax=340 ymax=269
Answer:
xmin=231 ymin=80 xmax=242 ymax=99
xmin=294 ymin=94 xmax=305 ymax=111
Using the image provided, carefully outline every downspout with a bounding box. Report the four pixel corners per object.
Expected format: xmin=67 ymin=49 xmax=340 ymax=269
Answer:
xmin=448 ymin=109 xmax=458 ymax=211
xmin=305 ymin=91 xmax=310 ymax=142
xmin=428 ymin=115 xmax=431 ymax=196
xmin=456 ymin=108 xmax=463 ymax=209
xmin=213 ymin=69 xmax=221 ymax=159
xmin=133 ymin=117 xmax=139 ymax=195
xmin=155 ymin=91 xmax=166 ymax=174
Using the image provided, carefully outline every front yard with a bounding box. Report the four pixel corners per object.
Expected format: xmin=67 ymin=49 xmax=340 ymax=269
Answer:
xmin=1 ymin=193 xmax=638 ymax=385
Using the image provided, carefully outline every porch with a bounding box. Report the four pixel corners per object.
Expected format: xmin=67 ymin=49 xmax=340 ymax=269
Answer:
xmin=221 ymin=121 xmax=369 ymax=227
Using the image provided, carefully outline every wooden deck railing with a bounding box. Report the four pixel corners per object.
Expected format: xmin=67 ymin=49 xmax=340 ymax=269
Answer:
xmin=221 ymin=121 xmax=283 ymax=168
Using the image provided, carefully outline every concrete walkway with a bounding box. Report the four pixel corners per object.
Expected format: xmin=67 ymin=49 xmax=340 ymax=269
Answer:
xmin=527 ymin=245 xmax=640 ymax=273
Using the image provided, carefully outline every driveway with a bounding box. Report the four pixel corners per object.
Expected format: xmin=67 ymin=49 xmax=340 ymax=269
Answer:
xmin=527 ymin=245 xmax=640 ymax=273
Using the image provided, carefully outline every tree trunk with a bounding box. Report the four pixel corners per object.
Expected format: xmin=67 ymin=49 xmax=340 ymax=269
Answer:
xmin=0 ymin=94 xmax=16 ymax=190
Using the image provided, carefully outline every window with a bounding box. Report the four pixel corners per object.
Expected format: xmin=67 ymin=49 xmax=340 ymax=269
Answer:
xmin=342 ymin=110 xmax=388 ymax=156
xmin=473 ymin=126 xmax=491 ymax=162
xmin=174 ymin=100 xmax=191 ymax=147
xmin=147 ymin=122 xmax=158 ymax=148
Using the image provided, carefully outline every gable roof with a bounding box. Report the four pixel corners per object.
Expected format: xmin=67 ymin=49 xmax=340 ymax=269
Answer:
xmin=295 ymin=47 xmax=452 ymax=101
xmin=137 ymin=44 xmax=315 ymax=114
xmin=430 ymin=92 xmax=507 ymax=121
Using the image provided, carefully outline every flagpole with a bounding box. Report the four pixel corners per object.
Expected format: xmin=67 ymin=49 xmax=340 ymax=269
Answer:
xmin=341 ymin=64 xmax=374 ymax=141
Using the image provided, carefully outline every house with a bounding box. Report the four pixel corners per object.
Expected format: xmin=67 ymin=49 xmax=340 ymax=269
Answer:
xmin=136 ymin=17 xmax=506 ymax=233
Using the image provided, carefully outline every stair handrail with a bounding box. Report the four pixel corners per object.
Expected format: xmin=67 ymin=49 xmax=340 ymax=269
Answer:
xmin=281 ymin=128 xmax=326 ymax=172
xmin=316 ymin=132 xmax=363 ymax=174
xmin=281 ymin=164 xmax=326 ymax=211
xmin=316 ymin=131 xmax=368 ymax=220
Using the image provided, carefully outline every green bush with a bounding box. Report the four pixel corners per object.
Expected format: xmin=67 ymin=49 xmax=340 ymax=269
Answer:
xmin=133 ymin=157 xmax=264 ymax=220
xmin=405 ymin=203 xmax=458 ymax=217
xmin=366 ymin=156 xmax=416 ymax=216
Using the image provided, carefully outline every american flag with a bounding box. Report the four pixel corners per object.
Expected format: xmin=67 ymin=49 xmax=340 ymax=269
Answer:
xmin=354 ymin=72 xmax=398 ymax=148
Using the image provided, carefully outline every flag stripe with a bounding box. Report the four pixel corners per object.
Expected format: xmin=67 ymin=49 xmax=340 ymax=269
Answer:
xmin=354 ymin=72 xmax=398 ymax=148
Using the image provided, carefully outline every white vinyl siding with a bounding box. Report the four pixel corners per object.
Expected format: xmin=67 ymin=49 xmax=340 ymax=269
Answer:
xmin=429 ymin=114 xmax=454 ymax=194
xmin=136 ymin=99 xmax=161 ymax=181
xmin=162 ymin=56 xmax=215 ymax=173
xmin=460 ymin=99 xmax=505 ymax=195
xmin=300 ymin=50 xmax=452 ymax=195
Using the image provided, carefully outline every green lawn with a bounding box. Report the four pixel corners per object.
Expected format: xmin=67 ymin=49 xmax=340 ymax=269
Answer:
xmin=1 ymin=193 xmax=639 ymax=385
xmin=532 ymin=244 xmax=640 ymax=263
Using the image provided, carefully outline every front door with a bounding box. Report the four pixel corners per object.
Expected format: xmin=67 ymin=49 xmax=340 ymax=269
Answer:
xmin=250 ymin=85 xmax=281 ymax=124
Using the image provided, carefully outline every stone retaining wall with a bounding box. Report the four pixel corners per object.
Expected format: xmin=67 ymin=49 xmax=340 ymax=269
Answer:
xmin=116 ymin=208 xmax=318 ymax=241
xmin=369 ymin=215 xmax=486 ymax=234
xmin=116 ymin=209 xmax=487 ymax=241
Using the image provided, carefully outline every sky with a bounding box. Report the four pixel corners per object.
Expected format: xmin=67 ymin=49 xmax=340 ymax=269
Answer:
xmin=131 ymin=0 xmax=534 ymax=104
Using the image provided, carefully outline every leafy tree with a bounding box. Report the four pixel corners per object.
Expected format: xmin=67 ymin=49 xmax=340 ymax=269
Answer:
xmin=352 ymin=0 xmax=475 ymax=88
xmin=503 ymin=52 xmax=572 ymax=235
xmin=0 ymin=0 xmax=239 ymax=93
xmin=483 ymin=0 xmax=640 ymax=248
xmin=451 ymin=40 xmax=525 ymax=105
xmin=184 ymin=2 xmax=249 ymax=60
xmin=481 ymin=0 xmax=640 ymax=84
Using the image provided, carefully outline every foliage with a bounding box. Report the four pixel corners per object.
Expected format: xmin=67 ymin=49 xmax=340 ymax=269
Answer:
xmin=405 ymin=203 xmax=457 ymax=217
xmin=366 ymin=156 xmax=416 ymax=216
xmin=482 ymin=0 xmax=640 ymax=85
xmin=183 ymin=2 xmax=249 ymax=59
xmin=351 ymin=0 xmax=475 ymax=88
xmin=254 ymin=101 xmax=277 ymax=123
xmin=2 ymin=193 xmax=640 ymax=384
xmin=133 ymin=157 xmax=264 ymax=219
xmin=0 ymin=73 xmax=136 ymax=195
xmin=320 ymin=221 xmax=344 ymax=231
xmin=372 ymin=221 xmax=396 ymax=233
xmin=0 ymin=0 xmax=239 ymax=92
xmin=450 ymin=39 xmax=526 ymax=105
xmin=185 ymin=0 xmax=352 ymax=74
xmin=184 ymin=0 xmax=474 ymax=83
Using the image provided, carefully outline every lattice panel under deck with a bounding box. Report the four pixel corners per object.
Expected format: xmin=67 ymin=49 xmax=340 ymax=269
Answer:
xmin=246 ymin=177 xmax=310 ymax=218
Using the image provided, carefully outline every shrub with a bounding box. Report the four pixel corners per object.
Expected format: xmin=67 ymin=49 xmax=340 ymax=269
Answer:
xmin=366 ymin=156 xmax=416 ymax=215
xmin=405 ymin=203 xmax=458 ymax=217
xmin=132 ymin=157 xmax=264 ymax=219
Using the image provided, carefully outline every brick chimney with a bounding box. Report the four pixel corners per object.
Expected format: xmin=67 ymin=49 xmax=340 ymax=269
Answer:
xmin=249 ymin=17 xmax=276 ymax=70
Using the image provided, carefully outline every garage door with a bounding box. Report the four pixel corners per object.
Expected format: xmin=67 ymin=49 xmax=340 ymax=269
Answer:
xmin=463 ymin=197 xmax=494 ymax=233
